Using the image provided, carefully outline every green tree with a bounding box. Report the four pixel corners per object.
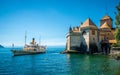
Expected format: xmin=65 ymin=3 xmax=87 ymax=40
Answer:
xmin=114 ymin=28 xmax=120 ymax=41
xmin=115 ymin=3 xmax=120 ymax=41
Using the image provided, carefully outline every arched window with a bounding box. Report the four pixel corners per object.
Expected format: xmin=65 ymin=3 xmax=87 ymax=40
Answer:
xmin=82 ymin=31 xmax=86 ymax=35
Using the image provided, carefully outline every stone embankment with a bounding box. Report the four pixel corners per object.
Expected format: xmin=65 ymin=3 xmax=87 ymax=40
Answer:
xmin=110 ymin=47 xmax=120 ymax=60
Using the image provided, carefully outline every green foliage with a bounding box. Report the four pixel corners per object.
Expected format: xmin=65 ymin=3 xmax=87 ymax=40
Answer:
xmin=114 ymin=28 xmax=120 ymax=41
xmin=114 ymin=3 xmax=120 ymax=47
xmin=112 ymin=40 xmax=120 ymax=47
xmin=112 ymin=43 xmax=117 ymax=47
xmin=115 ymin=3 xmax=120 ymax=27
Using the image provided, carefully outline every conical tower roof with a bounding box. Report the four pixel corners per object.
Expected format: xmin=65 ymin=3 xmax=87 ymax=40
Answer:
xmin=80 ymin=18 xmax=98 ymax=29
xmin=100 ymin=22 xmax=110 ymax=29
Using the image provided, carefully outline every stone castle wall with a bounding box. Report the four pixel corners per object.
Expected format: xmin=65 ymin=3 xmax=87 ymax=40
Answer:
xmin=65 ymin=15 xmax=115 ymax=54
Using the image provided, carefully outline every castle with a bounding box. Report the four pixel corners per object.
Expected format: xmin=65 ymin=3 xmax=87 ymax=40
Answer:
xmin=65 ymin=15 xmax=116 ymax=54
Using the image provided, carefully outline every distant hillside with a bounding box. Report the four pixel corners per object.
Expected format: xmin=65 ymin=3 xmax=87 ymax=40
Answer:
xmin=0 ymin=45 xmax=4 ymax=48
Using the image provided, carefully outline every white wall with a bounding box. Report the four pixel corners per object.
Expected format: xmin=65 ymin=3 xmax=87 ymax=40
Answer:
xmin=83 ymin=29 xmax=89 ymax=52
xmin=89 ymin=30 xmax=98 ymax=44
xmin=66 ymin=35 xmax=70 ymax=50
xmin=70 ymin=35 xmax=81 ymax=48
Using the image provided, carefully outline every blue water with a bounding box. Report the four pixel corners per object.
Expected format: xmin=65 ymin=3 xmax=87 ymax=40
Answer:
xmin=0 ymin=46 xmax=120 ymax=75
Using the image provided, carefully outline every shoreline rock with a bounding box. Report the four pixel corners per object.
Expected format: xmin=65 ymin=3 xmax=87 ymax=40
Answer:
xmin=60 ymin=50 xmax=82 ymax=54
xmin=0 ymin=45 xmax=4 ymax=48
xmin=60 ymin=50 xmax=108 ymax=55
xmin=61 ymin=48 xmax=120 ymax=60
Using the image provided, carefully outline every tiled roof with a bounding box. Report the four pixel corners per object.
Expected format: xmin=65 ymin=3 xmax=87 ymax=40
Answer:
xmin=100 ymin=22 xmax=110 ymax=29
xmin=101 ymin=15 xmax=112 ymax=20
xmin=109 ymin=40 xmax=117 ymax=43
xmin=80 ymin=18 xmax=98 ymax=28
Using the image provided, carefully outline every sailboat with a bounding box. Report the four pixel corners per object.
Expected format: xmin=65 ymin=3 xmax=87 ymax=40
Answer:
xmin=11 ymin=33 xmax=46 ymax=56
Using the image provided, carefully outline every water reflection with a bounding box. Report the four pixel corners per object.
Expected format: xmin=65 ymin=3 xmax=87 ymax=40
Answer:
xmin=1 ymin=47 xmax=120 ymax=75
xmin=66 ymin=54 xmax=120 ymax=75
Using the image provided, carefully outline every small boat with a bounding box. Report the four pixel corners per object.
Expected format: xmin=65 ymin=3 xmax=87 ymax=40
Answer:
xmin=11 ymin=33 xmax=46 ymax=56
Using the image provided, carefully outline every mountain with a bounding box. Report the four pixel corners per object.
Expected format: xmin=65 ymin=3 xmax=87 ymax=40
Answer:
xmin=0 ymin=45 xmax=4 ymax=48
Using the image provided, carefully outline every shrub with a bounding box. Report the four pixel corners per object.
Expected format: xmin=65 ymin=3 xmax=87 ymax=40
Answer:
xmin=112 ymin=40 xmax=120 ymax=47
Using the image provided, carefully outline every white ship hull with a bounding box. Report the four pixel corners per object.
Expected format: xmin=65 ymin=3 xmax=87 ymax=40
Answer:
xmin=11 ymin=37 xmax=46 ymax=56
xmin=11 ymin=49 xmax=46 ymax=56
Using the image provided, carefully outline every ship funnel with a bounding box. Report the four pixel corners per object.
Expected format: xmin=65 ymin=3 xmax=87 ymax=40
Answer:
xmin=32 ymin=38 xmax=35 ymax=44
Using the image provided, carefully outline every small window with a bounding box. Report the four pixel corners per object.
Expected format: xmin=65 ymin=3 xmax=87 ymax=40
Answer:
xmin=107 ymin=37 xmax=108 ymax=39
xmin=102 ymin=28 xmax=107 ymax=31
xmin=92 ymin=30 xmax=95 ymax=35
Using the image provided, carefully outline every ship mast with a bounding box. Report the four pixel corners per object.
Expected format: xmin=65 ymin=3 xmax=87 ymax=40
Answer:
xmin=12 ymin=43 xmax=14 ymax=50
xmin=25 ymin=31 xmax=27 ymax=46
xmin=39 ymin=35 xmax=41 ymax=46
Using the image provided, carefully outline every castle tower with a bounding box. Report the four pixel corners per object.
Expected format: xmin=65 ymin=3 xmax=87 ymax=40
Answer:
xmin=100 ymin=15 xmax=115 ymax=44
xmin=80 ymin=18 xmax=99 ymax=53
xmin=66 ymin=26 xmax=81 ymax=51
xmin=100 ymin=15 xmax=113 ymax=28
xmin=100 ymin=22 xmax=112 ymax=41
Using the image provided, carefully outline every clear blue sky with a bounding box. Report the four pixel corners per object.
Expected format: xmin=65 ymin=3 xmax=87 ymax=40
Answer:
xmin=0 ymin=0 xmax=119 ymax=47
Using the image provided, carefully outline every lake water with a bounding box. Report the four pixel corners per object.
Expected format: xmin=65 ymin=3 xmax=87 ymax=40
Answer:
xmin=0 ymin=46 xmax=120 ymax=75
